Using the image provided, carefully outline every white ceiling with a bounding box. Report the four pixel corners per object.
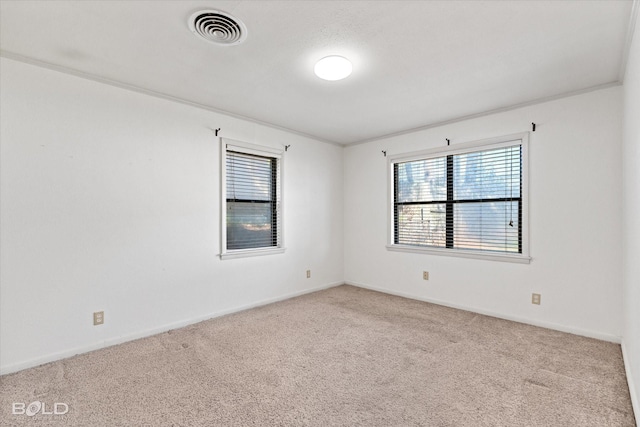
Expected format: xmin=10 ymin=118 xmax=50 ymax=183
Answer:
xmin=0 ymin=0 xmax=635 ymax=145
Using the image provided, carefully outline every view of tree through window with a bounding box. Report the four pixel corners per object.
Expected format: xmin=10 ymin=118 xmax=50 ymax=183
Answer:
xmin=394 ymin=144 xmax=522 ymax=253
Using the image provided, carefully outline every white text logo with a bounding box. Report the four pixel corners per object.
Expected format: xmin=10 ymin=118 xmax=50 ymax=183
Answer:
xmin=12 ymin=401 xmax=69 ymax=416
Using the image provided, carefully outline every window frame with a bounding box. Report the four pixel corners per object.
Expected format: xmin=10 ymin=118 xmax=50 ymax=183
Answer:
xmin=220 ymin=138 xmax=285 ymax=260
xmin=386 ymin=132 xmax=531 ymax=264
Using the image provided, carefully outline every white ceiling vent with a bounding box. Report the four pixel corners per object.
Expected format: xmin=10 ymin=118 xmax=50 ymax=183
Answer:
xmin=188 ymin=10 xmax=247 ymax=46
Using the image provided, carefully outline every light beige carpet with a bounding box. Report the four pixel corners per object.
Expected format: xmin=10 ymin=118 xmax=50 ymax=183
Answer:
xmin=0 ymin=285 xmax=635 ymax=426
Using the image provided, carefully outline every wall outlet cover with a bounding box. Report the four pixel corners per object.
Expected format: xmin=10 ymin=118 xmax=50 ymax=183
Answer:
xmin=93 ymin=311 xmax=104 ymax=325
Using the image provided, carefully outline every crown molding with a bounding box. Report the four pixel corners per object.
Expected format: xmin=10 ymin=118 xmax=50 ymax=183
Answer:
xmin=0 ymin=50 xmax=343 ymax=147
xmin=619 ymin=0 xmax=639 ymax=83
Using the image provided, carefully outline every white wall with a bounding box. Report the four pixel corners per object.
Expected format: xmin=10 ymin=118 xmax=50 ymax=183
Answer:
xmin=622 ymin=12 xmax=640 ymax=420
xmin=344 ymin=86 xmax=623 ymax=342
xmin=0 ymin=57 xmax=344 ymax=374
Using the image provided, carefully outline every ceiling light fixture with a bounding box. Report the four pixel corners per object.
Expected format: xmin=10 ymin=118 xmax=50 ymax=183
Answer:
xmin=314 ymin=56 xmax=352 ymax=81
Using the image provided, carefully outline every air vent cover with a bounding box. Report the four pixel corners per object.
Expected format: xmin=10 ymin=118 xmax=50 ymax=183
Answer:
xmin=189 ymin=10 xmax=247 ymax=46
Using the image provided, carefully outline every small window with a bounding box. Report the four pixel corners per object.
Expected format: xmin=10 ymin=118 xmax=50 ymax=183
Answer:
xmin=387 ymin=133 xmax=530 ymax=263
xmin=221 ymin=138 xmax=284 ymax=259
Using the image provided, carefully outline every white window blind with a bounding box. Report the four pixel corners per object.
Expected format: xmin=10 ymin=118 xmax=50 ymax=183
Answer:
xmin=390 ymin=135 xmax=528 ymax=261
xmin=221 ymin=139 xmax=283 ymax=258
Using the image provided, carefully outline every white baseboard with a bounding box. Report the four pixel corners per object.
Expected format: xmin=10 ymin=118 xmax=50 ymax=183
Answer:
xmin=344 ymin=281 xmax=622 ymax=344
xmin=0 ymin=281 xmax=343 ymax=375
xmin=622 ymin=341 xmax=640 ymax=425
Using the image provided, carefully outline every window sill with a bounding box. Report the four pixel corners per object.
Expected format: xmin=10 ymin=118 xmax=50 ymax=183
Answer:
xmin=385 ymin=244 xmax=531 ymax=264
xmin=220 ymin=247 xmax=286 ymax=260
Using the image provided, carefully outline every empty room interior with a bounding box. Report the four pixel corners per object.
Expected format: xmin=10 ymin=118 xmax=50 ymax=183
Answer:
xmin=1 ymin=0 xmax=639 ymax=425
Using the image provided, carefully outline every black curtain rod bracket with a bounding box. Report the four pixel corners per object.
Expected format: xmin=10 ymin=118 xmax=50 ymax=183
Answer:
xmin=285 ymin=145 xmax=291 ymax=152
xmin=382 ymin=150 xmax=387 ymax=157
xmin=531 ymin=122 xmax=536 ymax=132
xmin=215 ymin=128 xmax=221 ymax=136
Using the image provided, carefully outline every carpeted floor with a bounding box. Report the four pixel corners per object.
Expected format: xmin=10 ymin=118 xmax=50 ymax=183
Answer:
xmin=0 ymin=285 xmax=635 ymax=426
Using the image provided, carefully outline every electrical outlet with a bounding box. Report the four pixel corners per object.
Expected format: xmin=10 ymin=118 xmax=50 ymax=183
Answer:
xmin=306 ymin=270 xmax=311 ymax=279
xmin=531 ymin=293 xmax=541 ymax=305
xmin=423 ymin=271 xmax=429 ymax=280
xmin=93 ymin=311 xmax=104 ymax=325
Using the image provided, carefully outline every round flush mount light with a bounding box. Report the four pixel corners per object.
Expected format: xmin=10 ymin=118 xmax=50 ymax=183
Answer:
xmin=314 ymin=56 xmax=353 ymax=81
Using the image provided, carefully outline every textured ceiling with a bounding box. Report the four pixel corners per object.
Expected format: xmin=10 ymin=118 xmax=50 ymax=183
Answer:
xmin=0 ymin=0 xmax=635 ymax=145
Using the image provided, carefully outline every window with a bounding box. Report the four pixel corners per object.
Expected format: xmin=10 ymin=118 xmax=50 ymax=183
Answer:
xmin=387 ymin=133 xmax=530 ymax=263
xmin=221 ymin=138 xmax=284 ymax=259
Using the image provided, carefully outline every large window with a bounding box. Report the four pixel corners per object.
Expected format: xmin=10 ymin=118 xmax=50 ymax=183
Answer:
xmin=221 ymin=138 xmax=283 ymax=259
xmin=388 ymin=133 xmax=529 ymax=263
